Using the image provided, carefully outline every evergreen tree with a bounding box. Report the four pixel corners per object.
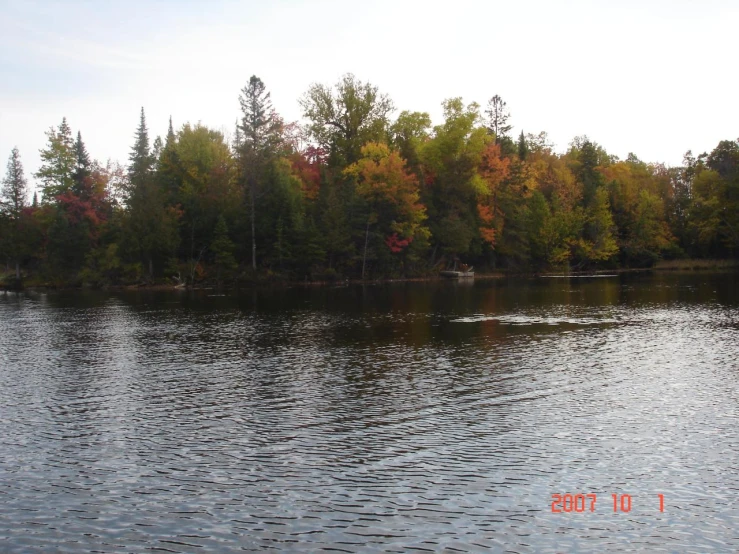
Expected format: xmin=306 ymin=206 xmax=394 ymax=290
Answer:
xmin=575 ymin=140 xmax=605 ymax=207
xmin=72 ymin=131 xmax=92 ymax=198
xmin=126 ymin=108 xmax=176 ymax=278
xmin=35 ymin=117 xmax=75 ymax=201
xmin=238 ymin=75 xmax=283 ymax=270
xmin=129 ymin=107 xmax=153 ymax=188
xmin=211 ymin=214 xmax=237 ymax=283
xmin=1 ymin=148 xmax=30 ymax=279
xmin=167 ymin=116 xmax=176 ymax=144
xmin=152 ymin=136 xmax=163 ymax=169
xmin=232 ymin=119 xmax=243 ymax=154
xmin=517 ymin=131 xmax=529 ymax=160
xmin=158 ymin=116 xmax=181 ymax=206
xmin=485 ymin=95 xmax=512 ymax=143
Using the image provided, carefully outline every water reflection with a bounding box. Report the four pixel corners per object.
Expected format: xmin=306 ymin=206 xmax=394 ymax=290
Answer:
xmin=0 ymin=272 xmax=738 ymax=552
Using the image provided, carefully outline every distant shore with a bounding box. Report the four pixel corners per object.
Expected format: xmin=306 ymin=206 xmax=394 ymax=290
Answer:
xmin=3 ymin=259 xmax=738 ymax=293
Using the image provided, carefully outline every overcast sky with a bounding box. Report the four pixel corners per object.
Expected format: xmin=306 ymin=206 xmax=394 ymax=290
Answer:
xmin=1 ymin=0 xmax=737 ymax=187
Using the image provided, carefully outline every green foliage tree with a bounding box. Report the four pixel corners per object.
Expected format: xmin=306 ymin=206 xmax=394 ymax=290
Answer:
xmin=1 ymin=147 xmax=31 ymax=279
xmin=238 ymin=75 xmax=283 ymax=270
xmin=129 ymin=107 xmax=154 ymax=188
xmin=36 ymin=117 xmax=75 ymax=201
xmin=175 ymin=123 xmax=236 ymax=282
xmin=211 ymin=214 xmax=237 ymax=283
xmin=125 ymin=109 xmax=181 ymax=279
xmin=72 ymin=131 xmax=92 ymax=198
xmin=5 ymin=78 xmax=738 ymax=287
xmin=419 ymin=98 xmax=489 ymax=263
xmin=300 ymin=73 xmax=394 ymax=166
xmin=485 ymin=95 xmax=512 ymax=143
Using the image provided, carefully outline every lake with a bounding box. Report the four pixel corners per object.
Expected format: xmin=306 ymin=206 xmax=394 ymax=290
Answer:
xmin=1 ymin=272 xmax=738 ymax=552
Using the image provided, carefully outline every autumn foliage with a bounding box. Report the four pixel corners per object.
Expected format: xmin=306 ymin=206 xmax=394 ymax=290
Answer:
xmin=1 ymin=73 xmax=737 ymax=286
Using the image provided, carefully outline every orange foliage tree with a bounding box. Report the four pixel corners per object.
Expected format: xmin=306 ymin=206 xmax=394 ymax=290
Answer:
xmin=345 ymin=142 xmax=429 ymax=277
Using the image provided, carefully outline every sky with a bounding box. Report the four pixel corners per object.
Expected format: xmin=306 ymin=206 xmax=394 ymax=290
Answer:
xmin=1 ymin=0 xmax=737 ymax=190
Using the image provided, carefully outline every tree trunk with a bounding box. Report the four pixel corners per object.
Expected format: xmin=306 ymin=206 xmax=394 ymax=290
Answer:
xmin=250 ymin=181 xmax=256 ymax=270
xmin=362 ymin=219 xmax=370 ymax=280
xmin=148 ymin=257 xmax=153 ymax=279
xmin=15 ymin=261 xmax=20 ymax=280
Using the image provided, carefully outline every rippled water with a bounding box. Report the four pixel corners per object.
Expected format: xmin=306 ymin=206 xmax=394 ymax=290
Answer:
xmin=1 ymin=272 xmax=738 ymax=552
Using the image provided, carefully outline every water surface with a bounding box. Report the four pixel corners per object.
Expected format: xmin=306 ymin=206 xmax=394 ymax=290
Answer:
xmin=1 ymin=272 xmax=738 ymax=552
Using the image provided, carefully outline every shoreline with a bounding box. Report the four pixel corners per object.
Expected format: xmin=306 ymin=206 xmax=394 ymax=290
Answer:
xmin=4 ymin=260 xmax=738 ymax=293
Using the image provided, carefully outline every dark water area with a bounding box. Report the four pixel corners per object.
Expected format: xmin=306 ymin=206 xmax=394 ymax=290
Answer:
xmin=1 ymin=272 xmax=738 ymax=552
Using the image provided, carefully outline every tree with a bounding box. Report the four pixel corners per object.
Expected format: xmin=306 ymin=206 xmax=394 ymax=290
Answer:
xmin=125 ymin=108 xmax=180 ymax=278
xmin=690 ymin=140 xmax=739 ymax=255
xmin=345 ymin=143 xmax=428 ymax=278
xmin=517 ymin=131 xmax=529 ymax=160
xmin=419 ymin=98 xmax=489 ymax=262
xmin=706 ymin=139 xmax=739 ymax=180
xmin=476 ymin=142 xmax=511 ymax=250
xmin=211 ymin=214 xmax=237 ymax=283
xmin=129 ymin=107 xmax=154 ymax=189
xmin=390 ymin=110 xmax=431 ymax=174
xmin=573 ymin=139 xmax=605 ymax=207
xmin=238 ymin=75 xmax=283 ymax=270
xmin=577 ymin=188 xmax=618 ymax=264
xmin=72 ymin=131 xmax=92 ymax=198
xmin=158 ymin=116 xmax=182 ymax=207
xmin=1 ymin=148 xmax=30 ymax=279
xmin=35 ymin=117 xmax=75 ymax=201
xmin=299 ymin=73 xmax=394 ymax=165
xmin=602 ymin=160 xmax=675 ymax=265
xmin=485 ymin=95 xmax=512 ymax=143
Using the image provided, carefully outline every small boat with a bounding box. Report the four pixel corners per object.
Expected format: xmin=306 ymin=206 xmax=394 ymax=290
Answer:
xmin=440 ymin=266 xmax=474 ymax=279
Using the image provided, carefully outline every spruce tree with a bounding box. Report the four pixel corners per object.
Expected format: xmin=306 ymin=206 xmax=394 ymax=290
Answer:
xmin=158 ymin=116 xmax=181 ymax=206
xmin=2 ymin=148 xmax=30 ymax=279
xmin=166 ymin=116 xmax=176 ymax=146
xmin=238 ymin=75 xmax=282 ymax=270
xmin=127 ymin=108 xmax=159 ymax=278
xmin=152 ymin=136 xmax=163 ymax=169
xmin=129 ymin=107 xmax=153 ymax=188
xmin=211 ymin=214 xmax=237 ymax=283
xmin=517 ymin=131 xmax=529 ymax=160
xmin=72 ymin=131 xmax=92 ymax=198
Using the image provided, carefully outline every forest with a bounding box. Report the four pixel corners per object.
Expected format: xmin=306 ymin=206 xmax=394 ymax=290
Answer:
xmin=1 ymin=73 xmax=738 ymax=287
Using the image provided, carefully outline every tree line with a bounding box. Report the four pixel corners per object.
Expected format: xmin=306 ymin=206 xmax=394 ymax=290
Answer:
xmin=1 ymin=73 xmax=738 ymax=287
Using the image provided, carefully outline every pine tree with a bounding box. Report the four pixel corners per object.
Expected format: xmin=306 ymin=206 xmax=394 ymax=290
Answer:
xmin=577 ymin=140 xmax=604 ymax=207
xmin=129 ymin=107 xmax=153 ymax=188
xmin=166 ymin=116 xmax=176 ymax=146
xmin=485 ymin=95 xmax=512 ymax=143
xmin=127 ymin=108 xmax=164 ymax=278
xmin=72 ymin=131 xmax=92 ymax=198
xmin=517 ymin=131 xmax=529 ymax=160
xmin=35 ymin=117 xmax=76 ymax=201
xmin=158 ymin=116 xmax=181 ymax=206
xmin=238 ymin=75 xmax=283 ymax=270
xmin=2 ymin=148 xmax=30 ymax=279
